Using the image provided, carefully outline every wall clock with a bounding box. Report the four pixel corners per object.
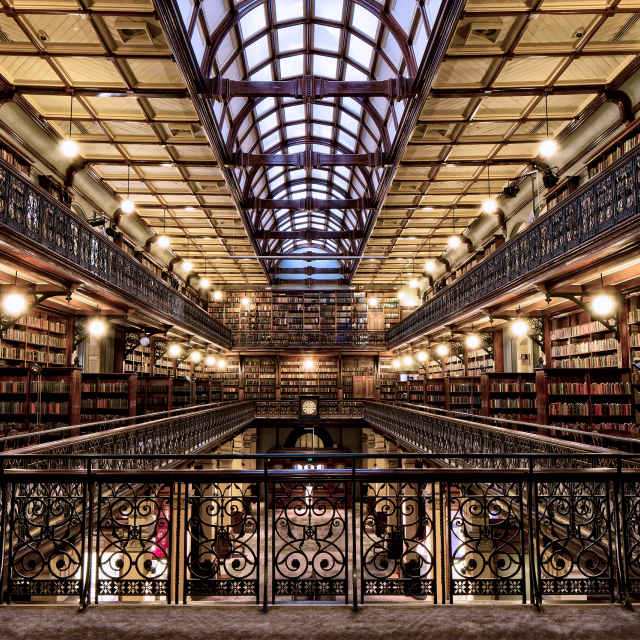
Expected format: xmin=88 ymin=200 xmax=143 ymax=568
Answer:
xmin=299 ymin=395 xmax=319 ymax=419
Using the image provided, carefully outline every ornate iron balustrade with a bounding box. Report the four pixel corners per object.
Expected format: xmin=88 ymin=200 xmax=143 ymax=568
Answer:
xmin=0 ymin=158 xmax=231 ymax=349
xmin=388 ymin=145 xmax=640 ymax=347
xmin=363 ymin=401 xmax=620 ymax=469
xmin=254 ymin=400 xmax=364 ymax=418
xmin=2 ymin=401 xmax=255 ymax=469
xmin=0 ymin=459 xmax=638 ymax=607
xmin=232 ymin=330 xmax=387 ymax=348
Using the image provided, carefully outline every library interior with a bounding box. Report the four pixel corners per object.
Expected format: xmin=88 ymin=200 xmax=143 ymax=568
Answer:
xmin=0 ymin=0 xmax=640 ymax=637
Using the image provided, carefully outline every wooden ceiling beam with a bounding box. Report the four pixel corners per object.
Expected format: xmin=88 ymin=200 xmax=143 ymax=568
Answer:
xmin=229 ymin=150 xmax=386 ymax=169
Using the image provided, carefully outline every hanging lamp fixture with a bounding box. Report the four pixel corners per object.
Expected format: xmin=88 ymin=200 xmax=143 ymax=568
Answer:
xmin=158 ymin=208 xmax=170 ymax=248
xmin=539 ymin=92 xmax=557 ymax=157
xmin=60 ymin=94 xmax=78 ymax=157
xmin=482 ymin=164 xmax=497 ymax=214
xmin=121 ymin=164 xmax=135 ymax=214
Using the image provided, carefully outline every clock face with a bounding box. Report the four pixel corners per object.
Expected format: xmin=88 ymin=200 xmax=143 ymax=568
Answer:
xmin=302 ymin=400 xmax=317 ymax=415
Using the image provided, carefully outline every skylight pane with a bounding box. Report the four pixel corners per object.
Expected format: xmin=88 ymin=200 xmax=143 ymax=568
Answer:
xmin=312 ymin=144 xmax=331 ymax=153
xmin=335 ymin=166 xmax=350 ymax=179
xmin=251 ymin=65 xmax=273 ymax=81
xmin=286 ymin=124 xmax=306 ymax=139
xmin=340 ymin=112 xmax=359 ymax=134
xmin=284 ymin=104 xmax=305 ymax=122
xmin=271 ymin=175 xmax=285 ymax=190
xmin=313 ymin=55 xmax=337 ymax=79
xmin=258 ymin=113 xmax=278 ymax=135
xmin=348 ymin=35 xmax=373 ymax=68
xmin=275 ymin=0 xmax=304 ymax=21
xmin=287 ymin=144 xmax=305 ymax=153
xmin=261 ymin=131 xmax=280 ymax=151
xmin=278 ymin=25 xmax=304 ymax=52
xmin=289 ymin=169 xmax=305 ymax=181
xmin=314 ymin=0 xmax=344 ymax=22
xmin=255 ymin=97 xmax=275 ymax=117
xmin=313 ymin=123 xmax=333 ymax=139
xmin=240 ymin=6 xmax=266 ymax=40
xmin=312 ymin=170 xmax=329 ymax=181
xmin=345 ymin=64 xmax=367 ymax=81
xmin=338 ymin=131 xmax=355 ymax=150
xmin=280 ymin=54 xmax=304 ymax=78
xmin=352 ymin=5 xmax=378 ymax=39
xmin=334 ymin=176 xmax=348 ymax=190
xmin=313 ymin=104 xmax=334 ymax=122
xmin=342 ymin=97 xmax=362 ymax=116
xmin=245 ymin=35 xmax=270 ymax=69
xmin=268 ymin=167 xmax=282 ymax=179
xmin=314 ymin=24 xmax=341 ymax=52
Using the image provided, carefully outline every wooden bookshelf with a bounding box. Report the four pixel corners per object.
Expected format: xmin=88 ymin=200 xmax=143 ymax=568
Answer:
xmin=379 ymin=358 xmax=396 ymax=404
xmin=586 ymin=116 xmax=640 ymax=180
xmin=543 ymin=175 xmax=580 ymax=211
xmin=482 ymin=372 xmax=537 ymax=422
xmin=80 ymin=373 xmax=136 ymax=423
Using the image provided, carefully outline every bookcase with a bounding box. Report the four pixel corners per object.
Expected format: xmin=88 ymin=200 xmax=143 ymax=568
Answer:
xmin=379 ymin=358 xmax=396 ymax=404
xmin=544 ymin=176 xmax=580 ymax=211
xmin=467 ymin=348 xmax=494 ymax=374
xmin=209 ymin=358 xmax=239 ymax=402
xmin=0 ymin=309 xmax=71 ymax=368
xmin=141 ymin=376 xmax=172 ymax=414
xmin=342 ymin=357 xmax=375 ymax=399
xmin=194 ymin=379 xmax=213 ymax=405
xmin=481 ymin=372 xmax=536 ymax=422
xmin=396 ymin=381 xmax=407 ymax=403
xmin=124 ymin=341 xmax=151 ymax=374
xmin=448 ymin=376 xmax=482 ymax=416
xmin=536 ymin=368 xmax=634 ymax=434
xmin=172 ymin=377 xmax=193 ymax=408
xmin=260 ymin=358 xmax=277 ymax=399
xmin=424 ymin=377 xmax=445 ymax=411
xmin=207 ymin=289 xmax=400 ymax=333
xmin=80 ymin=373 xmax=136 ymax=423
xmin=549 ymin=311 xmax=619 ymax=370
xmin=586 ymin=116 xmax=640 ymax=180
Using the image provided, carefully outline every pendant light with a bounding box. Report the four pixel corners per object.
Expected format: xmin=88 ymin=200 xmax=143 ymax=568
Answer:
xmin=158 ymin=208 xmax=170 ymax=248
xmin=539 ymin=92 xmax=557 ymax=157
xmin=592 ymin=273 xmax=614 ymax=315
xmin=425 ymin=236 xmax=436 ymax=272
xmin=3 ymin=271 xmax=26 ymax=315
xmin=482 ymin=165 xmax=497 ymax=214
xmin=512 ymin=306 xmax=528 ymax=336
xmin=200 ymin=261 xmax=210 ymax=289
xmin=409 ymin=257 xmax=418 ymax=289
xmin=121 ymin=164 xmax=135 ymax=214
xmin=61 ymin=94 xmax=78 ymax=157
xmin=448 ymin=207 xmax=461 ymax=247
xmin=89 ymin=306 xmax=105 ymax=336
xmin=466 ymin=324 xmax=480 ymax=349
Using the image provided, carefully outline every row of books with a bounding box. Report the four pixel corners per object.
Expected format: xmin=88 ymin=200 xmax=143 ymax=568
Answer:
xmin=551 ymin=339 xmax=618 ymax=356
xmin=551 ymin=355 xmax=618 ymax=368
xmin=490 ymin=382 xmax=535 ymax=392
xmin=550 ymin=321 xmax=608 ymax=340
xmin=82 ymin=383 xmax=129 ymax=393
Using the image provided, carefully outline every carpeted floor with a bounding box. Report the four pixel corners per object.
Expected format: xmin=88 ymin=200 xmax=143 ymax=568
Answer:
xmin=0 ymin=604 xmax=638 ymax=640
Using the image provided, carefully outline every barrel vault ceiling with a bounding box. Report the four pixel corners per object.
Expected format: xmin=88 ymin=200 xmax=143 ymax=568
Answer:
xmin=0 ymin=0 xmax=637 ymax=289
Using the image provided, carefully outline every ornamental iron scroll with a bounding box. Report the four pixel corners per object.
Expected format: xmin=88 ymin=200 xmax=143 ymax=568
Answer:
xmin=272 ymin=480 xmax=348 ymax=601
xmin=361 ymin=481 xmax=436 ymax=600
xmin=185 ymin=481 xmax=259 ymax=600
xmin=0 ymin=157 xmax=231 ymax=349
xmin=388 ymin=144 xmax=640 ymax=349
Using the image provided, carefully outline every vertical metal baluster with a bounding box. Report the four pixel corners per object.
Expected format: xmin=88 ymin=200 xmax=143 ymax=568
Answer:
xmin=263 ymin=461 xmax=269 ymax=612
xmin=352 ymin=460 xmax=357 ymax=612
xmin=613 ymin=458 xmax=634 ymax=610
xmin=256 ymin=470 xmax=260 ymax=606
xmin=439 ymin=481 xmax=446 ymax=604
xmin=516 ymin=480 xmax=526 ymax=605
xmin=174 ymin=481 xmax=181 ymax=604
xmin=0 ymin=479 xmax=8 ymax=604
xmin=526 ymin=459 xmax=538 ymax=609
xmin=79 ymin=458 xmax=91 ymax=610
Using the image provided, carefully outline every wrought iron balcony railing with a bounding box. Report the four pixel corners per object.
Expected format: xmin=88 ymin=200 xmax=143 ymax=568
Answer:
xmin=0 ymin=158 xmax=231 ymax=349
xmin=232 ymin=330 xmax=387 ymax=348
xmin=254 ymin=400 xmax=363 ymax=418
xmin=388 ymin=144 xmax=640 ymax=347
xmin=0 ymin=453 xmax=638 ymax=608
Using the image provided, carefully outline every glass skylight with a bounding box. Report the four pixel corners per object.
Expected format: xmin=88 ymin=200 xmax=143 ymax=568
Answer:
xmin=280 ymin=54 xmax=304 ymax=78
xmin=313 ymin=123 xmax=333 ymax=139
xmin=245 ymin=35 xmax=270 ymax=69
xmin=284 ymin=104 xmax=305 ymax=122
xmin=275 ymin=0 xmax=304 ymax=22
xmin=313 ymin=104 xmax=334 ymax=122
xmin=313 ymin=55 xmax=337 ymax=79
xmin=348 ymin=35 xmax=373 ymax=68
xmin=240 ymin=6 xmax=266 ymax=40
xmin=314 ymin=25 xmax=341 ymax=52
xmin=352 ymin=5 xmax=379 ymax=39
xmin=278 ymin=25 xmax=304 ymax=52
xmin=314 ymin=0 xmax=344 ymax=22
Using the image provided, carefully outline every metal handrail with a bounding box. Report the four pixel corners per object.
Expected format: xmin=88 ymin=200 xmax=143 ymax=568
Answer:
xmin=0 ymin=400 xmax=236 ymax=446
xmin=397 ymin=401 xmax=638 ymax=447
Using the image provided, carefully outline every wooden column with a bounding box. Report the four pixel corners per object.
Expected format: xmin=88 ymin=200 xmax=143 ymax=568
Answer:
xmin=619 ymin=294 xmax=630 ymax=368
xmin=493 ymin=329 xmax=504 ymax=372
xmin=543 ymin=316 xmax=552 ymax=365
xmin=113 ymin=327 xmax=125 ymax=374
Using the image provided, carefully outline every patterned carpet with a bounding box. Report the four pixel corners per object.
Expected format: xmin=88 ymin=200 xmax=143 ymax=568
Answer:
xmin=0 ymin=604 xmax=638 ymax=640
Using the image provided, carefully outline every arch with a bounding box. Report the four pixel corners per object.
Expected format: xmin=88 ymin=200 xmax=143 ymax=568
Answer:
xmin=285 ymin=426 xmax=334 ymax=449
xmin=509 ymin=220 xmax=527 ymax=239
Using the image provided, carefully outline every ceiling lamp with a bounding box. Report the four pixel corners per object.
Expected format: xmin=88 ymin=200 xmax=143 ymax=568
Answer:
xmin=217 ymin=359 xmax=226 ymax=368
xmin=241 ymin=297 xmax=250 ymax=306
xmin=539 ymin=92 xmax=557 ymax=157
xmin=205 ymin=355 xmax=216 ymax=366
xmin=425 ymin=260 xmax=436 ymax=272
xmin=402 ymin=355 xmax=412 ymax=366
xmin=448 ymin=235 xmax=461 ymax=248
xmin=191 ymin=351 xmax=201 ymax=362
xmin=466 ymin=334 xmax=480 ymax=349
xmin=304 ymin=359 xmax=314 ymax=369
xmin=3 ymin=272 xmax=25 ymax=315
xmin=121 ymin=165 xmax=135 ymax=214
xmin=369 ymin=297 xmax=377 ymax=307
xmin=182 ymin=260 xmax=193 ymax=272
xmin=398 ymin=291 xmax=405 ymax=300
xmin=213 ymin=290 xmax=223 ymax=301
xmin=61 ymin=94 xmax=78 ymax=157
xmin=200 ymin=278 xmax=210 ymax=289
xmin=393 ymin=359 xmax=401 ymax=368
xmin=482 ymin=165 xmax=497 ymax=214
xmin=417 ymin=351 xmax=427 ymax=362
xmin=436 ymin=344 xmax=448 ymax=356
xmin=169 ymin=344 xmax=181 ymax=357
xmin=592 ymin=274 xmax=614 ymax=316
xmin=89 ymin=318 xmax=105 ymax=336
xmin=158 ymin=234 xmax=170 ymax=248
xmin=511 ymin=307 xmax=528 ymax=336
xmin=158 ymin=207 xmax=169 ymax=247
xmin=139 ymin=335 xmax=150 ymax=347
xmin=409 ymin=279 xmax=419 ymax=289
